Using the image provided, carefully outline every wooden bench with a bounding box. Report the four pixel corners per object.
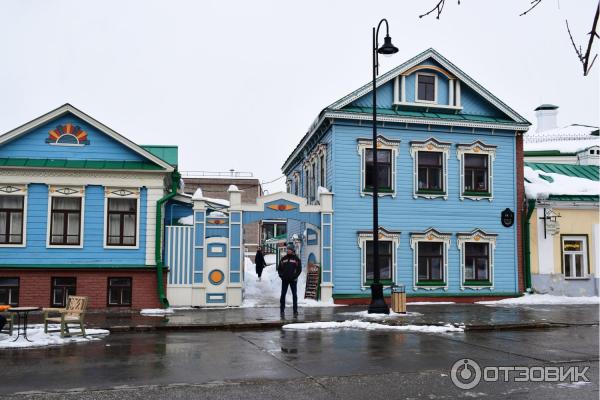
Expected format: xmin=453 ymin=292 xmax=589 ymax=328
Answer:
xmin=43 ymin=296 xmax=89 ymax=338
xmin=0 ymin=306 xmax=14 ymax=336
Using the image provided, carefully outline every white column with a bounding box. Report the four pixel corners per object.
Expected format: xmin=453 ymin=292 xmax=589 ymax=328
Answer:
xmin=145 ymin=187 xmax=165 ymax=265
xmin=400 ymin=75 xmax=406 ymax=103
xmin=449 ymin=79 xmax=454 ymax=106
xmin=593 ymin=224 xmax=599 ymax=278
xmin=536 ymin=208 xmax=555 ymax=275
xmin=393 ymin=76 xmax=400 ymax=104
xmin=455 ymin=80 xmax=461 ymax=107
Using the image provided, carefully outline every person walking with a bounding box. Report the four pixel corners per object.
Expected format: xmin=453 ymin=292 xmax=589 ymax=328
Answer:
xmin=255 ymin=246 xmax=267 ymax=281
xmin=278 ymin=244 xmax=302 ymax=319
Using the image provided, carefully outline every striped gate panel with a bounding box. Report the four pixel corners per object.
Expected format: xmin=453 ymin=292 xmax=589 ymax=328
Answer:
xmin=165 ymin=226 xmax=194 ymax=285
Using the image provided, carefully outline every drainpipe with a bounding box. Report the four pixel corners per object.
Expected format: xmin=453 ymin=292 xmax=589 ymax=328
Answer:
xmin=523 ymin=199 xmax=536 ymax=292
xmin=155 ymin=170 xmax=181 ymax=308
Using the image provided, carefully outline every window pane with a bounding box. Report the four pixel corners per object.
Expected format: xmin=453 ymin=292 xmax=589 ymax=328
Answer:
xmin=109 ymin=288 xmax=120 ymax=304
xmin=67 ymin=213 xmax=80 ymax=235
xmin=417 ymin=75 xmax=435 ymax=101
xmin=575 ymin=254 xmax=583 ymax=277
xmin=0 ymin=196 xmax=23 ymax=209
xmin=109 ymin=198 xmax=136 ymax=212
xmin=10 ymin=212 xmax=23 ymax=235
xmin=474 ymin=170 xmax=487 ymax=191
xmin=564 ymin=254 xmax=572 ymax=277
xmin=0 ymin=278 xmax=18 ymax=286
xmin=466 ymin=243 xmax=487 ymax=257
xmin=53 ymin=197 xmax=81 ymax=211
xmin=51 ymin=213 xmax=64 ymax=235
xmin=121 ymin=288 xmax=132 ymax=305
xmin=563 ymin=240 xmax=582 ymax=252
xmin=419 ymin=152 xmax=441 ymax=166
xmin=110 ymin=278 xmax=131 ymax=287
xmin=430 ymin=258 xmax=442 ymax=280
xmin=476 ymin=258 xmax=489 ymax=280
xmin=420 ymin=242 xmax=442 ymax=256
xmin=465 ymin=259 xmax=475 ymax=280
xmin=428 ymin=168 xmax=442 ymax=190
xmin=53 ymin=288 xmax=64 ymax=306
xmin=465 ymin=154 xmax=487 ymax=168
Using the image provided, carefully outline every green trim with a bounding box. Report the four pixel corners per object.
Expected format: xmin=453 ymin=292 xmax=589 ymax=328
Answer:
xmin=0 ymin=158 xmax=165 ymax=171
xmin=416 ymin=189 xmax=446 ymax=195
xmin=524 ymin=150 xmax=576 ymax=157
xmin=463 ymin=280 xmax=492 ymax=286
xmin=415 ymin=280 xmax=446 ymax=286
xmin=364 ymin=279 xmax=394 ymax=286
xmin=0 ymin=264 xmax=157 ymax=270
xmin=364 ymin=186 xmax=394 ymax=193
xmin=462 ymin=191 xmax=492 ymax=197
xmin=523 ymin=199 xmax=536 ymax=290
xmin=333 ymin=292 xmax=522 ymax=299
xmin=141 ymin=145 xmax=179 ymax=167
xmin=548 ymin=195 xmax=599 ymax=202
xmin=525 ymin=162 xmax=599 ymax=181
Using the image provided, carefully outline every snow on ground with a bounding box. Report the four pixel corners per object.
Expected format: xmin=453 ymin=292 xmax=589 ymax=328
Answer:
xmin=478 ymin=293 xmax=600 ymax=305
xmin=242 ymin=256 xmax=341 ymax=308
xmin=340 ymin=310 xmax=422 ymax=320
xmin=283 ymin=320 xmax=463 ymax=333
xmin=0 ymin=324 xmax=109 ymax=349
xmin=140 ymin=308 xmax=175 ymax=316
xmin=524 ymin=166 xmax=600 ymax=199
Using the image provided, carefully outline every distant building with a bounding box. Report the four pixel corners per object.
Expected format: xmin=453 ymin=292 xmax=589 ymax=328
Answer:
xmin=524 ymin=104 xmax=599 ymax=165
xmin=182 ymin=172 xmax=262 ymax=254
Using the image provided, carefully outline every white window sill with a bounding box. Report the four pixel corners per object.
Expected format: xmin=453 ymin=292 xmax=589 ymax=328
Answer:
xmin=394 ymin=102 xmax=463 ymax=112
xmin=0 ymin=243 xmax=26 ymax=248
xmin=564 ymin=276 xmax=591 ymax=280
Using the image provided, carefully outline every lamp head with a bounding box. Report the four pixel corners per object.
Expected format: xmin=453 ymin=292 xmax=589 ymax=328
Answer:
xmin=378 ymin=35 xmax=398 ymax=56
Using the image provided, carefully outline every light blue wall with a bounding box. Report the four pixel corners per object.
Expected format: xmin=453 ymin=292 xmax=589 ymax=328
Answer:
xmin=0 ymin=114 xmax=146 ymax=161
xmin=330 ymin=122 xmax=518 ymax=296
xmin=0 ymin=184 xmax=148 ymax=265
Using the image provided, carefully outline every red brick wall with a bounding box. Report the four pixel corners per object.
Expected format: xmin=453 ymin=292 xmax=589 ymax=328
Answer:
xmin=0 ymin=269 xmax=166 ymax=310
xmin=516 ymin=133 xmax=525 ymax=293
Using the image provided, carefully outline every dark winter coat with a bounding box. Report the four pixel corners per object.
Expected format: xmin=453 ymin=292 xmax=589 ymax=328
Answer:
xmin=255 ymin=250 xmax=267 ymax=271
xmin=277 ymin=254 xmax=302 ymax=282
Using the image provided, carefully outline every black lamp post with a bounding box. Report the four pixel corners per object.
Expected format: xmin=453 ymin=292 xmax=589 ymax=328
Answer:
xmin=368 ymin=19 xmax=398 ymax=314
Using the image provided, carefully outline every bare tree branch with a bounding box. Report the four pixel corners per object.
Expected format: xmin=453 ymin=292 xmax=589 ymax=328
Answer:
xmin=566 ymin=2 xmax=600 ymax=76
xmin=519 ymin=0 xmax=543 ymax=17
xmin=419 ymin=0 xmax=461 ymax=20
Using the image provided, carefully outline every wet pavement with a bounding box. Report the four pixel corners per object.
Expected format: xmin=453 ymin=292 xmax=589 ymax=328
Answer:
xmin=1 ymin=325 xmax=598 ymax=399
xmin=13 ymin=303 xmax=600 ymax=332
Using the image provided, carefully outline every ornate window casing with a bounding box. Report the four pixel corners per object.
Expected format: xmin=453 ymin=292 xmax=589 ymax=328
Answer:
xmin=410 ymin=228 xmax=451 ymax=291
xmin=357 ymin=228 xmax=400 ymax=289
xmin=457 ymin=229 xmax=497 ymax=290
xmin=415 ymin=72 xmax=438 ymax=104
xmin=357 ymin=135 xmax=400 ymax=198
xmin=47 ymin=186 xmax=85 ymax=248
xmin=456 ymin=141 xmax=496 ymax=201
xmin=303 ymin=144 xmax=327 ymax=204
xmin=103 ymin=187 xmax=141 ymax=249
xmin=292 ymin=171 xmax=300 ymax=196
xmin=0 ymin=184 xmax=28 ymax=247
xmin=410 ymin=138 xmax=451 ymax=199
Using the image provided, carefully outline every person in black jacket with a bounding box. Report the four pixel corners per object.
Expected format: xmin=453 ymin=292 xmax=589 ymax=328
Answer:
xmin=255 ymin=247 xmax=267 ymax=281
xmin=0 ymin=314 xmax=6 ymax=333
xmin=277 ymin=244 xmax=302 ymax=318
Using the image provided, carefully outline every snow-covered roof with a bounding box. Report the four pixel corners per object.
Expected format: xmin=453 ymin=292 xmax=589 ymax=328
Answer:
xmin=524 ymin=124 xmax=599 ymax=154
xmin=524 ymin=163 xmax=600 ymax=200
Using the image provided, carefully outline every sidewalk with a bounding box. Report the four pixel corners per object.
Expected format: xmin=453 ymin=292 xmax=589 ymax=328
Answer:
xmin=20 ymin=303 xmax=600 ymax=332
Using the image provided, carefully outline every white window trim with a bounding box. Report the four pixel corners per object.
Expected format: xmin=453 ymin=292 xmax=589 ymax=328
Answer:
xmin=46 ymin=186 xmax=85 ymax=249
xmin=410 ymin=228 xmax=451 ymax=291
xmin=103 ymin=187 xmax=141 ymax=249
xmin=357 ymin=135 xmax=400 ymax=198
xmin=292 ymin=171 xmax=300 ymax=196
xmin=457 ymin=229 xmax=497 ymax=290
xmin=410 ymin=138 xmax=450 ymax=200
xmin=357 ymin=228 xmax=400 ymax=289
xmin=0 ymin=184 xmax=28 ymax=248
xmin=562 ymin=235 xmax=589 ymax=279
xmin=457 ymin=141 xmax=496 ymax=201
xmin=415 ymin=72 xmax=438 ymax=104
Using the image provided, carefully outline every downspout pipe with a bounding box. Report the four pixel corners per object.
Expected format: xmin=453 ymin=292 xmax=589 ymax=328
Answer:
xmin=155 ymin=170 xmax=181 ymax=308
xmin=523 ymin=199 xmax=536 ymax=292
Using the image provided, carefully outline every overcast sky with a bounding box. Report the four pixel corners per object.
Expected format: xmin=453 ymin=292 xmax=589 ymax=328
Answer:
xmin=1 ymin=0 xmax=598 ymax=192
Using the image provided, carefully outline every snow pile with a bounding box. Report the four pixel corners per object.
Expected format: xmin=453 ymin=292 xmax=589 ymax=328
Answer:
xmin=208 ymin=211 xmax=227 ymax=217
xmin=191 ymin=188 xmax=231 ymax=207
xmin=140 ymin=308 xmax=174 ymax=316
xmin=524 ymin=166 xmax=599 ymax=199
xmin=478 ymin=294 xmax=600 ymax=305
xmin=178 ymin=215 xmax=193 ymax=225
xmin=340 ymin=310 xmax=422 ymax=320
xmin=192 ymin=188 xmax=204 ymax=199
xmin=0 ymin=324 xmax=109 ymax=349
xmin=242 ymin=256 xmax=339 ymax=308
xmin=283 ymin=320 xmax=463 ymax=333
xmin=317 ymin=186 xmax=330 ymax=195
xmin=228 ymin=185 xmax=239 ymax=192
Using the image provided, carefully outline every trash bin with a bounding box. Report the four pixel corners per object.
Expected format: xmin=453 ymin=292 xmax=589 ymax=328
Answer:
xmin=391 ymin=284 xmax=406 ymax=314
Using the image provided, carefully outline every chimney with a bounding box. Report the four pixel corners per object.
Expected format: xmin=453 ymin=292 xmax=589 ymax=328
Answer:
xmin=534 ymin=104 xmax=559 ymax=132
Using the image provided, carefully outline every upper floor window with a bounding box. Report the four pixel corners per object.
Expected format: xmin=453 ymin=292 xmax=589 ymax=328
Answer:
xmin=320 ymin=154 xmax=326 ymax=189
xmin=457 ymin=229 xmax=496 ymax=289
xmin=50 ymin=197 xmax=82 ymax=246
xmin=358 ymin=136 xmax=400 ymax=198
xmin=562 ymin=236 xmax=589 ymax=279
xmin=0 ymin=195 xmax=24 ymax=245
xmin=416 ymin=73 xmax=436 ymax=103
xmin=457 ymin=141 xmax=496 ymax=201
xmin=106 ymin=198 xmax=137 ymax=246
xmin=410 ymin=138 xmax=450 ymax=199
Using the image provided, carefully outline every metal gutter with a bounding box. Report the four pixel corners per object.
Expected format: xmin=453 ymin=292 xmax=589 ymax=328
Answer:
xmin=523 ymin=199 xmax=536 ymax=291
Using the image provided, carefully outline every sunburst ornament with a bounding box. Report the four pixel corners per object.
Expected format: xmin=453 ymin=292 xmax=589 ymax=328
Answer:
xmin=267 ymin=203 xmax=297 ymax=211
xmin=46 ymin=123 xmax=90 ymax=145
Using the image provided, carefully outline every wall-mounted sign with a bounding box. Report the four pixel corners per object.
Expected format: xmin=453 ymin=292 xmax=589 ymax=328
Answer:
xmin=306 ymin=228 xmax=318 ymax=245
xmin=501 ymin=208 xmax=514 ymax=227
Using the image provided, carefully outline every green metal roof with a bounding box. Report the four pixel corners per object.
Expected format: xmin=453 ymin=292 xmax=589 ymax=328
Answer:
xmin=534 ymin=104 xmax=559 ymax=111
xmin=141 ymin=145 xmax=178 ymax=166
xmin=524 ymin=150 xmax=577 ymax=157
xmin=525 ymin=162 xmax=599 ymax=181
xmin=548 ymin=195 xmax=599 ymax=202
xmin=0 ymin=158 xmax=165 ymax=170
xmin=340 ymin=107 xmax=518 ymax=126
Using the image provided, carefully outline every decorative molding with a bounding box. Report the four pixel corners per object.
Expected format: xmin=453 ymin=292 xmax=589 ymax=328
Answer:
xmin=357 ymin=227 xmax=401 ymax=289
xmin=410 ymin=228 xmax=451 ymax=291
xmin=105 ymin=187 xmax=140 ymax=198
xmin=0 ymin=184 xmax=27 ymax=248
xmin=409 ymin=138 xmax=451 ymax=200
xmin=402 ymin=64 xmax=456 ymax=80
xmin=49 ymin=185 xmax=84 ymax=197
xmin=456 ymin=229 xmax=497 ymax=290
xmin=456 ymin=141 xmax=497 ymax=201
xmin=0 ymin=184 xmax=26 ymax=195
xmin=357 ymin=135 xmax=401 ymax=198
xmin=46 ymin=123 xmax=89 ymax=145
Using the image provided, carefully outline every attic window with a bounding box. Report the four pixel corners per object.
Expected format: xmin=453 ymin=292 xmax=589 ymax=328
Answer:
xmin=416 ymin=73 xmax=436 ymax=103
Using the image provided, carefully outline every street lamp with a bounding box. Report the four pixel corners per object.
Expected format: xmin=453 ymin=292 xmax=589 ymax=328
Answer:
xmin=368 ymin=19 xmax=398 ymax=315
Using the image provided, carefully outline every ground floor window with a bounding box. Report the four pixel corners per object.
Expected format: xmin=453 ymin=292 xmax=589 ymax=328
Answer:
xmin=108 ymin=277 xmax=132 ymax=306
xmin=464 ymin=243 xmax=490 ymax=281
xmin=417 ymin=242 xmax=444 ymax=282
xmin=0 ymin=277 xmax=19 ymax=306
xmin=365 ymin=240 xmax=393 ymax=284
xmin=562 ymin=236 xmax=589 ymax=278
xmin=51 ymin=277 xmax=76 ymax=307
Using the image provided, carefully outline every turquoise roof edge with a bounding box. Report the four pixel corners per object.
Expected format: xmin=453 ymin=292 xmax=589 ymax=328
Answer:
xmin=141 ymin=145 xmax=179 ymax=167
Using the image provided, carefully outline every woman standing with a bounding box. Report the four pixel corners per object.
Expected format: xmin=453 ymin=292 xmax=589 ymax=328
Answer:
xmin=255 ymin=247 xmax=267 ymax=281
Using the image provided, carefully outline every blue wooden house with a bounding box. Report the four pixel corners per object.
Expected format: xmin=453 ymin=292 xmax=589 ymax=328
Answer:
xmin=282 ymin=49 xmax=531 ymax=303
xmin=0 ymin=104 xmax=179 ymax=309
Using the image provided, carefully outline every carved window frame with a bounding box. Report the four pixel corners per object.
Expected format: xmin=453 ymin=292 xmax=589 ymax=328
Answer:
xmin=410 ymin=228 xmax=451 ymax=291
xmin=357 ymin=228 xmax=400 ymax=289
xmin=0 ymin=184 xmax=28 ymax=248
xmin=457 ymin=229 xmax=497 ymax=290
xmin=357 ymin=135 xmax=400 ymax=198
xmin=410 ymin=138 xmax=451 ymax=200
xmin=457 ymin=141 xmax=496 ymax=201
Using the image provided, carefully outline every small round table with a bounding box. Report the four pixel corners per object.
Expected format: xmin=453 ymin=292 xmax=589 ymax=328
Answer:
xmin=8 ymin=307 xmax=40 ymax=342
